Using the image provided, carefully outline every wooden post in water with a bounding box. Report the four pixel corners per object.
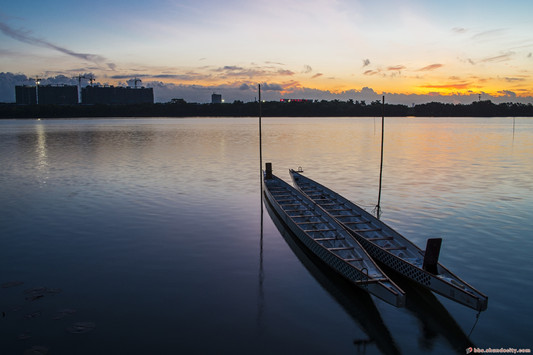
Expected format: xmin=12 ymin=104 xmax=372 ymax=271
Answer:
xmin=265 ymin=162 xmax=272 ymax=180
xmin=423 ymin=238 xmax=442 ymax=274
xmin=376 ymin=95 xmax=385 ymax=219
xmin=259 ymin=84 xmax=263 ymax=181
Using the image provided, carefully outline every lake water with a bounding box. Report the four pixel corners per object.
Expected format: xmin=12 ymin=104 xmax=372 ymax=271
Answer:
xmin=1 ymin=117 xmax=532 ymax=354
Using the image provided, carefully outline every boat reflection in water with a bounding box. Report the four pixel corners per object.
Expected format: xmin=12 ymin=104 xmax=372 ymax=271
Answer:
xmin=389 ymin=269 xmax=475 ymax=353
xmin=263 ymin=195 xmax=401 ymax=355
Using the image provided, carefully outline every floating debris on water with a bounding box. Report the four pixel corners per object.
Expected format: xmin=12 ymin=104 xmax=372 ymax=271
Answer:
xmin=1 ymin=281 xmax=24 ymax=288
xmin=25 ymin=293 xmax=45 ymax=302
xmin=52 ymin=308 xmax=77 ymax=320
xmin=46 ymin=288 xmax=62 ymax=295
xmin=24 ymin=311 xmax=42 ymax=319
xmin=67 ymin=321 xmax=96 ymax=334
xmin=23 ymin=287 xmax=61 ymax=301
xmin=24 ymin=287 xmax=47 ymax=294
xmin=23 ymin=345 xmax=49 ymax=355
xmin=18 ymin=332 xmax=32 ymax=340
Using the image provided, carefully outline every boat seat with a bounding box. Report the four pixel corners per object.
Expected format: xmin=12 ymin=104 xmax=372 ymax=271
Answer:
xmin=342 ymin=220 xmax=371 ymax=224
xmin=328 ymin=246 xmax=355 ymax=251
xmin=344 ymin=257 xmax=363 ymax=262
xmin=368 ymin=236 xmax=394 ymax=241
xmin=384 ymin=246 xmax=407 ymax=251
xmin=304 ymin=228 xmax=337 ymax=232
xmin=315 ymin=237 xmax=344 ymax=241
xmin=295 ymin=221 xmax=325 ymax=225
xmin=336 ymin=214 xmax=363 ymax=219
xmin=352 ymin=228 xmax=382 ymax=232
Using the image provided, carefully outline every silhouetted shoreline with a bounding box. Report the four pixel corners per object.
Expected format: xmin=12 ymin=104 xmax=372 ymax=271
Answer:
xmin=1 ymin=100 xmax=532 ymax=118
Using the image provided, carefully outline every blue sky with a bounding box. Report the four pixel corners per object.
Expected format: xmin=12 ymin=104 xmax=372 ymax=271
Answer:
xmin=1 ymin=0 xmax=532 ymax=103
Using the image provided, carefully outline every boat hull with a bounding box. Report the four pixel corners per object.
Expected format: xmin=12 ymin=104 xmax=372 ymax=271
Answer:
xmin=290 ymin=169 xmax=488 ymax=312
xmin=263 ymin=170 xmax=405 ymax=308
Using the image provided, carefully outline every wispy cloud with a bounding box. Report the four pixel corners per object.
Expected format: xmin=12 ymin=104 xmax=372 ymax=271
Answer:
xmin=503 ymin=77 xmax=526 ymax=82
xmin=364 ymin=70 xmax=379 ymax=76
xmin=420 ymin=83 xmax=471 ymax=90
xmin=0 ymin=21 xmax=105 ymax=63
xmin=362 ymin=59 xmax=370 ymax=67
xmin=480 ymin=52 xmax=514 ymax=63
xmin=452 ymin=27 xmax=467 ymax=34
xmin=387 ymin=65 xmax=405 ymax=71
xmin=311 ymin=73 xmax=323 ymax=79
xmin=303 ymin=65 xmax=313 ymax=73
xmin=472 ymin=28 xmax=505 ymax=41
xmin=277 ymin=69 xmax=295 ymax=76
xmin=418 ymin=64 xmax=443 ymax=71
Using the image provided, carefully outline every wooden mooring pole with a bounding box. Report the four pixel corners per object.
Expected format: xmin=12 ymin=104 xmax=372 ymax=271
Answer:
xmin=259 ymin=84 xmax=263 ymax=181
xmin=376 ymin=96 xmax=385 ymax=219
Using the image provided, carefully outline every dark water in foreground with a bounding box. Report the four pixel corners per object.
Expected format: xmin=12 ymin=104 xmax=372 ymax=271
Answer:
xmin=1 ymin=117 xmax=532 ymax=354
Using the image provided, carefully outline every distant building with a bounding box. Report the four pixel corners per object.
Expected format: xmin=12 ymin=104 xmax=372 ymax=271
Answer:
xmin=280 ymin=99 xmax=313 ymax=103
xmin=82 ymin=86 xmax=154 ymax=104
xmin=211 ymin=93 xmax=222 ymax=104
xmin=15 ymin=86 xmax=37 ymax=105
xmin=39 ymin=85 xmax=78 ymax=105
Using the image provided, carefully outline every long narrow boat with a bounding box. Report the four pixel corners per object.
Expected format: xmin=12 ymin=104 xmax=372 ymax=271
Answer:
xmin=263 ymin=164 xmax=405 ymax=308
xmin=290 ymin=169 xmax=488 ymax=312
xmin=264 ymin=195 xmax=401 ymax=355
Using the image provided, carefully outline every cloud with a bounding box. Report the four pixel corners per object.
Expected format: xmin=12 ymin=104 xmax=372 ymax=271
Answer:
xmin=277 ymin=69 xmax=295 ymax=76
xmin=213 ymin=66 xmax=244 ymax=72
xmin=452 ymin=27 xmax=467 ymax=34
xmin=504 ymin=77 xmax=526 ymax=82
xmin=260 ymin=83 xmax=284 ymax=91
xmin=480 ymin=52 xmax=514 ymax=63
xmin=362 ymin=59 xmax=370 ymax=67
xmin=303 ymin=65 xmax=313 ymax=73
xmin=111 ymin=74 xmax=150 ymax=79
xmin=364 ymin=70 xmax=378 ymax=76
xmin=498 ymin=90 xmax=517 ymax=98
xmin=265 ymin=61 xmax=285 ymax=66
xmin=472 ymin=29 xmax=505 ymax=41
xmin=419 ymin=83 xmax=472 ymax=90
xmin=418 ymin=64 xmax=443 ymax=71
xmin=0 ymin=21 xmax=105 ymax=63
xmin=528 ymin=53 xmax=532 ymax=58
xmin=311 ymin=73 xmax=323 ymax=79
xmin=387 ymin=65 xmax=405 ymax=71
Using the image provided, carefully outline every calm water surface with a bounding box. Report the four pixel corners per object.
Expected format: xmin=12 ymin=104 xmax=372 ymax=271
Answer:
xmin=1 ymin=117 xmax=532 ymax=354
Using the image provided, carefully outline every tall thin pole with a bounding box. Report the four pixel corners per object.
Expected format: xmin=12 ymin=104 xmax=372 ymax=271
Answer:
xmin=376 ymin=95 xmax=385 ymax=219
xmin=259 ymin=84 xmax=263 ymax=177
xmin=257 ymin=83 xmax=265 ymax=331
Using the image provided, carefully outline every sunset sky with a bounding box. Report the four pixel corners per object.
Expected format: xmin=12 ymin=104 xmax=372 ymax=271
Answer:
xmin=1 ymin=0 xmax=532 ymax=103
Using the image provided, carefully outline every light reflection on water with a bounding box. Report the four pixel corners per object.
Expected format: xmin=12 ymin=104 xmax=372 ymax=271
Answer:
xmin=1 ymin=117 xmax=532 ymax=354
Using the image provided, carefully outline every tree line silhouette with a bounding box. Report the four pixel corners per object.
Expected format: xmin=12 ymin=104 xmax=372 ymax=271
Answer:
xmin=1 ymin=99 xmax=532 ymax=118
